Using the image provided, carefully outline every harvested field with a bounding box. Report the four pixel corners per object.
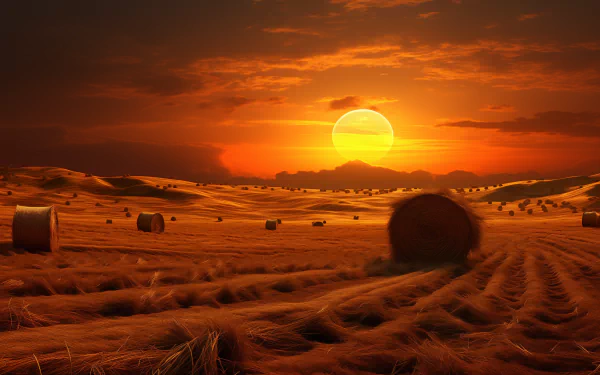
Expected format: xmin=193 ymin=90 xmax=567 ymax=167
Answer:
xmin=0 ymin=167 xmax=600 ymax=374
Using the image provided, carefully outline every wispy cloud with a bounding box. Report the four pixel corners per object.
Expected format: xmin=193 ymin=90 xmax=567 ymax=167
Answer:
xmin=480 ymin=104 xmax=515 ymax=113
xmin=330 ymin=0 xmax=432 ymax=10
xmin=262 ymin=27 xmax=321 ymax=36
xmin=518 ymin=13 xmax=541 ymax=21
xmin=438 ymin=111 xmax=600 ymax=137
xmin=418 ymin=12 xmax=439 ymax=19
xmin=318 ymin=95 xmax=398 ymax=110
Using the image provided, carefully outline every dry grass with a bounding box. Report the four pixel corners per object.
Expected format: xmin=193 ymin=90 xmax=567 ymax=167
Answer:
xmin=1 ymin=167 xmax=599 ymax=375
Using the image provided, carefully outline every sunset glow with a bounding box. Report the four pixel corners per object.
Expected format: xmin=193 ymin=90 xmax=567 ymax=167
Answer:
xmin=332 ymin=109 xmax=394 ymax=164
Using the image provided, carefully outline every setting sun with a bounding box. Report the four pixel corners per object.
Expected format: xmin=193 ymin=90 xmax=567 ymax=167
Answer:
xmin=332 ymin=109 xmax=394 ymax=164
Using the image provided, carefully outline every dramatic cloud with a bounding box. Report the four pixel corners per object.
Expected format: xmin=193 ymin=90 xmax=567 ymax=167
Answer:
xmin=197 ymin=96 xmax=286 ymax=112
xmin=438 ymin=111 xmax=600 ymax=138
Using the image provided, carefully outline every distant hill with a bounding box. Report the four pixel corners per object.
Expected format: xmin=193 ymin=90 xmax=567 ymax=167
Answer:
xmin=228 ymin=161 xmax=548 ymax=189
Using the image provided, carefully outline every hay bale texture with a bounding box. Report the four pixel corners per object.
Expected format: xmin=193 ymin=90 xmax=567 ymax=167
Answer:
xmin=265 ymin=220 xmax=277 ymax=230
xmin=137 ymin=212 xmax=165 ymax=233
xmin=12 ymin=205 xmax=59 ymax=252
xmin=582 ymin=212 xmax=599 ymax=227
xmin=388 ymin=191 xmax=481 ymax=264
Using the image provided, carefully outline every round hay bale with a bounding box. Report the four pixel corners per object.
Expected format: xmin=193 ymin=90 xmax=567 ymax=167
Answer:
xmin=542 ymin=205 xmax=548 ymax=212
xmin=528 ymin=209 xmax=533 ymax=215
xmin=7 ymin=191 xmax=12 ymax=196
xmin=168 ymin=184 xmax=172 ymax=188
xmin=277 ymin=219 xmax=282 ymax=224
xmin=126 ymin=212 xmax=132 ymax=218
xmin=173 ymin=185 xmax=178 ymax=188
xmin=156 ymin=184 xmax=160 ymax=188
xmin=388 ymin=192 xmax=481 ymax=264
xmin=65 ymin=201 xmax=71 ymax=206
xmin=106 ymin=219 xmax=112 ymax=224
xmin=265 ymin=220 xmax=277 ymax=230
xmin=217 ymin=217 xmax=223 ymax=222
xmin=95 ymin=202 xmax=102 ymax=207
xmin=124 ymin=207 xmax=129 ymax=212
xmin=312 ymin=221 xmax=324 ymax=227
xmin=501 ymin=202 xmax=507 ymax=206
xmin=163 ymin=186 xmax=167 ymax=190
xmin=12 ymin=205 xmax=59 ymax=252
xmin=497 ymin=206 xmax=503 ymax=211
xmin=354 ymin=215 xmax=359 ymax=220
xmin=509 ymin=210 xmax=515 ymax=216
xmin=323 ymin=220 xmax=327 ymax=224
xmin=137 ymin=212 xmax=165 ymax=233
xmin=537 ymin=200 xmax=542 ymax=205
xmin=171 ymin=216 xmax=176 ymax=221
xmin=73 ymin=193 xmax=78 ymax=198
xmin=488 ymin=201 xmax=492 ymax=204
xmin=582 ymin=212 xmax=598 ymax=227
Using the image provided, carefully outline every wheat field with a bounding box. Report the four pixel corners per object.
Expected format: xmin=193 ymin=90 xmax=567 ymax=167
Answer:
xmin=1 ymin=167 xmax=599 ymax=374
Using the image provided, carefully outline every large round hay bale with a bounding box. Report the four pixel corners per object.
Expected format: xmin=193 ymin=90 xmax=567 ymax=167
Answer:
xmin=265 ymin=220 xmax=277 ymax=230
xmin=388 ymin=192 xmax=481 ymax=264
xmin=582 ymin=212 xmax=598 ymax=227
xmin=12 ymin=205 xmax=59 ymax=252
xmin=136 ymin=212 xmax=165 ymax=233
xmin=312 ymin=221 xmax=324 ymax=227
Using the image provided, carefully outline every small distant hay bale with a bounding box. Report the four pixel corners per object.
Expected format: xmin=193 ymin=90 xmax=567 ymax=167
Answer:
xmin=488 ymin=201 xmax=492 ymax=204
xmin=572 ymin=208 xmax=578 ymax=213
xmin=303 ymin=190 xmax=307 ymax=193
xmin=499 ymin=183 xmax=504 ymax=187
xmin=545 ymin=199 xmax=553 ymax=205
xmin=7 ymin=191 xmax=12 ymax=196
xmin=509 ymin=210 xmax=515 ymax=216
xmin=501 ymin=202 xmax=507 ymax=206
xmin=553 ymin=203 xmax=558 ymax=208
xmin=95 ymin=202 xmax=102 ymax=207
xmin=126 ymin=212 xmax=132 ymax=218
xmin=537 ymin=200 xmax=542 ymax=205
xmin=72 ymin=193 xmax=78 ymax=198
xmin=265 ymin=220 xmax=277 ymax=230
xmin=582 ymin=212 xmax=598 ymax=227
xmin=368 ymin=193 xmax=373 ymax=196
xmin=170 ymin=216 xmax=176 ymax=221
xmin=484 ymin=187 xmax=489 ymax=190
xmin=353 ymin=215 xmax=359 ymax=220
xmin=106 ymin=219 xmax=113 ymax=224
xmin=542 ymin=205 xmax=548 ymax=212
xmin=476 ymin=188 xmax=480 ymax=192
xmin=173 ymin=185 xmax=178 ymax=188
xmin=12 ymin=205 xmax=59 ymax=252
xmin=528 ymin=209 xmax=533 ymax=215
xmin=312 ymin=221 xmax=324 ymax=227
xmin=388 ymin=192 xmax=481 ymax=264
xmin=65 ymin=201 xmax=71 ymax=206
xmin=123 ymin=207 xmax=129 ymax=212
xmin=277 ymin=219 xmax=282 ymax=224
xmin=469 ymin=189 xmax=473 ymax=192
xmin=271 ymin=187 xmax=275 ymax=191
xmin=323 ymin=220 xmax=327 ymax=224
xmin=156 ymin=184 xmax=160 ymax=188
xmin=137 ymin=212 xmax=165 ymax=233
xmin=217 ymin=217 xmax=223 ymax=222
xmin=163 ymin=186 xmax=168 ymax=190
xmin=497 ymin=206 xmax=503 ymax=211
xmin=242 ymin=187 xmax=249 ymax=190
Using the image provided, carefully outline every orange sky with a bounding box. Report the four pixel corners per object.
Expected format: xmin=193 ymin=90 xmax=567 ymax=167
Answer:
xmin=2 ymin=0 xmax=600 ymax=180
